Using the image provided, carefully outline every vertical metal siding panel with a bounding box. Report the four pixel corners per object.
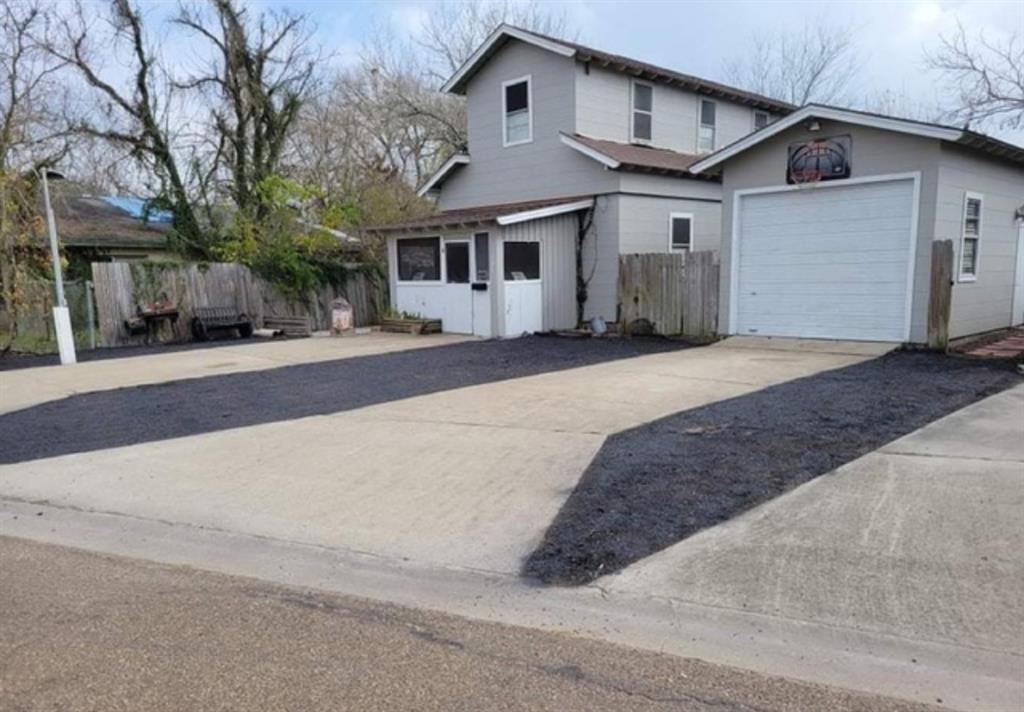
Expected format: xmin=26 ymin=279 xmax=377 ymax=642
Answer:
xmin=504 ymin=214 xmax=577 ymax=331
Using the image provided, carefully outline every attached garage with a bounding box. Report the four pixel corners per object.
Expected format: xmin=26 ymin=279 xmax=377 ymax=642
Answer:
xmin=732 ymin=177 xmax=917 ymax=342
xmin=691 ymin=105 xmax=1024 ymax=345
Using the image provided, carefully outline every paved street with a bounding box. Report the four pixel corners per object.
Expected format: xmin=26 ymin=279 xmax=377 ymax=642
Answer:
xmin=0 ymin=537 xmax=940 ymax=712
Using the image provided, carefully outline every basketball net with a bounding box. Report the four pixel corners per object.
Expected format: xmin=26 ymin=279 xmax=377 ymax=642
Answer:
xmin=790 ymin=168 xmax=824 ymax=189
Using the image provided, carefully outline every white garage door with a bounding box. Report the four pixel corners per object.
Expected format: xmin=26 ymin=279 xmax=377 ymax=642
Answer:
xmin=734 ymin=178 xmax=916 ymax=342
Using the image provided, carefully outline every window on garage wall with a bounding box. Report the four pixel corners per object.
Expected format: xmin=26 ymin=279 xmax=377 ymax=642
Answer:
xmin=959 ymin=192 xmax=983 ymax=281
xmin=668 ymin=213 xmax=693 ymax=251
xmin=397 ymin=237 xmax=440 ymax=281
xmin=503 ymin=242 xmax=540 ymax=280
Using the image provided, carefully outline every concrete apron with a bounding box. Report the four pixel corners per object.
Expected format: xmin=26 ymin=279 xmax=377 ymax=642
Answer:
xmin=0 ymin=344 xmax=871 ymax=574
xmin=0 ymin=333 xmax=471 ymax=415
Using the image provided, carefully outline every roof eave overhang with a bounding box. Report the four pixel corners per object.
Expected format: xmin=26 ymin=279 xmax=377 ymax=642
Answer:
xmin=495 ymin=198 xmax=594 ymax=225
xmin=688 ymin=105 xmax=964 ymax=175
xmin=442 ymin=25 xmax=576 ymax=95
xmin=559 ymin=133 xmax=621 ymax=169
xmin=416 ymin=154 xmax=470 ymax=198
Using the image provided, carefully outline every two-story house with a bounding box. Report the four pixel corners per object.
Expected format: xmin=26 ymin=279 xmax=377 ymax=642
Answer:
xmin=375 ymin=25 xmax=1024 ymax=343
xmin=374 ymin=25 xmax=793 ymax=337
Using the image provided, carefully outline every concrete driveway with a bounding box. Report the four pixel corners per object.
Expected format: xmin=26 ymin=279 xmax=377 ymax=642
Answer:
xmin=2 ymin=335 xmax=1019 ymax=709
xmin=0 ymin=336 xmax=877 ymax=574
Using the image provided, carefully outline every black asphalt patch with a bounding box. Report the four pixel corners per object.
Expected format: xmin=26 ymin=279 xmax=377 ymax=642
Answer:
xmin=0 ymin=336 xmax=688 ymax=465
xmin=523 ymin=352 xmax=1021 ymax=586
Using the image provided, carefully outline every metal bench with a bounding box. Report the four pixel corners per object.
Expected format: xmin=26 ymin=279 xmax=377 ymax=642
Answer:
xmin=191 ymin=307 xmax=253 ymax=341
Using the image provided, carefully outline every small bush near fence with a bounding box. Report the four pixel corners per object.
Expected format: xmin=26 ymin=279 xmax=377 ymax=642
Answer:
xmin=0 ymin=279 xmax=96 ymax=354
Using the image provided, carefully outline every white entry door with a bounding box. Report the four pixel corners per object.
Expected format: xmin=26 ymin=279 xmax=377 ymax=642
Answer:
xmin=502 ymin=240 xmax=543 ymax=336
xmin=733 ymin=178 xmax=916 ymax=342
xmin=441 ymin=239 xmax=473 ymax=333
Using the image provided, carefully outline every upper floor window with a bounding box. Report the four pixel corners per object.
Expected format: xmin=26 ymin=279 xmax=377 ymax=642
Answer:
xmin=502 ymin=75 xmax=532 ymax=147
xmin=959 ymin=192 xmax=983 ymax=281
xmin=753 ymin=110 xmax=770 ymax=130
xmin=698 ymin=99 xmax=716 ymax=153
xmin=669 ymin=213 xmax=693 ymax=251
xmin=631 ymin=80 xmax=653 ymax=143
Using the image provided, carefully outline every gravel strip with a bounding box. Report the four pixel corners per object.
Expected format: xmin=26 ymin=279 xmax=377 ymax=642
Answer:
xmin=0 ymin=335 xmax=688 ymax=464
xmin=524 ymin=352 xmax=1022 ymax=585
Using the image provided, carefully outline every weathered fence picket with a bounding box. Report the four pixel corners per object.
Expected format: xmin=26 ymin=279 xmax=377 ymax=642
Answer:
xmin=617 ymin=251 xmax=719 ymax=338
xmin=91 ymin=262 xmax=386 ymax=347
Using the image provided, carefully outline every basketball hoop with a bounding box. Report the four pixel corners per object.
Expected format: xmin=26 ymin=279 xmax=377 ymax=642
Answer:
xmin=790 ymin=168 xmax=824 ymax=189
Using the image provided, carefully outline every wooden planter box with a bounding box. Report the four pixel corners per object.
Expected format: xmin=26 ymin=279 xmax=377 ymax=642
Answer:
xmin=380 ymin=317 xmax=442 ymax=335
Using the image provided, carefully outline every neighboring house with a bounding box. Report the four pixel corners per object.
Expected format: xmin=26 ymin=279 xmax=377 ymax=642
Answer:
xmin=373 ymin=25 xmax=1023 ymax=344
xmin=373 ymin=24 xmax=792 ymax=337
xmin=688 ymin=105 xmax=1024 ymax=343
xmin=52 ymin=194 xmax=174 ymax=271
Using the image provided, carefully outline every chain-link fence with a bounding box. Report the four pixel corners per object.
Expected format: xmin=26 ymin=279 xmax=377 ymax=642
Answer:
xmin=1 ymin=279 xmax=98 ymax=354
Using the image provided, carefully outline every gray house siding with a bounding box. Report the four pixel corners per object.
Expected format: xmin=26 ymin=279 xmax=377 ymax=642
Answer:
xmin=581 ymin=195 xmax=620 ymax=322
xmin=936 ymin=144 xmax=1024 ymax=339
xmin=618 ymin=194 xmax=722 ymax=254
xmin=574 ymin=62 xmax=779 ymax=154
xmin=439 ymin=41 xmax=616 ymax=210
xmin=716 ymin=120 xmax=942 ymax=343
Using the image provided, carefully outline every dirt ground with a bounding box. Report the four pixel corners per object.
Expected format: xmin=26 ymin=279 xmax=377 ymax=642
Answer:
xmin=524 ymin=351 xmax=1022 ymax=585
xmin=0 ymin=335 xmax=688 ymax=464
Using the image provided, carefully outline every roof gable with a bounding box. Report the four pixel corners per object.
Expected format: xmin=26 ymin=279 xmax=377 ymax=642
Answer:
xmin=689 ymin=104 xmax=1024 ymax=174
xmin=442 ymin=24 xmax=794 ymax=114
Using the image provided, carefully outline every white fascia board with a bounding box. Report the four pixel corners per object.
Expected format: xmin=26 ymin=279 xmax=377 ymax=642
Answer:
xmin=496 ymin=198 xmax=595 ymax=226
xmin=688 ymin=105 xmax=964 ymax=175
xmin=441 ymin=25 xmax=576 ymax=94
xmin=559 ymin=133 xmax=621 ymax=169
xmin=416 ymin=154 xmax=470 ymax=197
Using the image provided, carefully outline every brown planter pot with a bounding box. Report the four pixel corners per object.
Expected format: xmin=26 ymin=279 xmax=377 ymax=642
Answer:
xmin=380 ymin=317 xmax=443 ymax=335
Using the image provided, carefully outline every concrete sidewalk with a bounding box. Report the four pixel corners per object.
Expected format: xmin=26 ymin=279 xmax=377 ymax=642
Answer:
xmin=0 ymin=333 xmax=469 ymax=415
xmin=609 ymin=383 xmax=1024 ymax=708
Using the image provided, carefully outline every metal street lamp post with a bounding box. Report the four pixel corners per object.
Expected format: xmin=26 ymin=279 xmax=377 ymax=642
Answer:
xmin=38 ymin=169 xmax=76 ymax=365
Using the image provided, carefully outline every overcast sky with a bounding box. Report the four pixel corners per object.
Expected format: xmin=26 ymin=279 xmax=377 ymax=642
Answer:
xmin=268 ymin=0 xmax=1022 ymax=144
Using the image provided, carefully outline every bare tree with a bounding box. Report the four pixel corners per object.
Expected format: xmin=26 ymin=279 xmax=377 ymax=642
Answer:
xmin=49 ymin=0 xmax=205 ymax=252
xmin=928 ymin=22 xmax=1023 ymax=130
xmin=724 ymin=20 xmax=859 ymax=106
xmin=175 ymin=0 xmax=319 ymax=219
xmin=0 ymin=1 xmax=74 ymax=353
xmin=416 ymin=0 xmax=572 ymax=85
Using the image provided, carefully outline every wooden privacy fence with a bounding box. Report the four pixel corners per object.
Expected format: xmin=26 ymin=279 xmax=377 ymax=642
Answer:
xmin=91 ymin=262 xmax=386 ymax=347
xmin=617 ymin=250 xmax=720 ymax=338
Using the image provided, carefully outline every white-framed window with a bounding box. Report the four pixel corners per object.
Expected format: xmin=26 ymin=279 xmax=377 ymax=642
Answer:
xmin=397 ymin=237 xmax=441 ymax=282
xmin=631 ymin=80 xmax=654 ymax=143
xmin=698 ymin=98 xmax=716 ymax=153
xmin=502 ymin=75 xmax=532 ymax=147
xmin=753 ymin=110 xmax=770 ymax=130
xmin=668 ymin=212 xmax=693 ymax=252
xmin=959 ymin=192 xmax=983 ymax=281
